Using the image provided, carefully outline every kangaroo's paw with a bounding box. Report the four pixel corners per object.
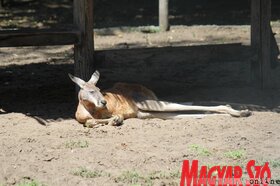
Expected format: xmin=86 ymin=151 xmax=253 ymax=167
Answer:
xmin=239 ymin=109 xmax=251 ymax=117
xmin=84 ymin=119 xmax=106 ymax=128
xmin=84 ymin=120 xmax=95 ymax=128
xmin=227 ymin=108 xmax=252 ymax=117
xmin=109 ymin=115 xmax=124 ymax=126
xmin=217 ymin=105 xmax=251 ymax=117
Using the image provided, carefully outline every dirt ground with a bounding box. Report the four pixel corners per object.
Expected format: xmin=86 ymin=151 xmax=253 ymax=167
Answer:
xmin=0 ymin=25 xmax=280 ymax=186
xmin=1 ymin=1 xmax=280 ymax=186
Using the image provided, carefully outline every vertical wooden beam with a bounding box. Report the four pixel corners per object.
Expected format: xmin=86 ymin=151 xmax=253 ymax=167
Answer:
xmin=73 ymin=0 xmax=94 ymax=82
xmin=251 ymin=0 xmax=272 ymax=88
xmin=251 ymin=0 xmax=261 ymax=85
xmin=159 ymin=0 xmax=169 ymax=31
xmin=0 ymin=0 xmax=3 ymax=9
xmin=260 ymin=0 xmax=272 ymax=88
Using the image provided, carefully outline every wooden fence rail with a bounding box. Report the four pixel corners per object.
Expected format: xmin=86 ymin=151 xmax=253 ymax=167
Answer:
xmin=0 ymin=0 xmax=277 ymax=88
xmin=0 ymin=29 xmax=80 ymax=47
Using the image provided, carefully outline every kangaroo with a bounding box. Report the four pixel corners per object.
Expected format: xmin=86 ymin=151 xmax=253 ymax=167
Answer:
xmin=69 ymin=71 xmax=251 ymax=127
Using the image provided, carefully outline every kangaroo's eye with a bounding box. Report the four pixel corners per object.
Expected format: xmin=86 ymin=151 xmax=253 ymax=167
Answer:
xmin=89 ymin=90 xmax=95 ymax=93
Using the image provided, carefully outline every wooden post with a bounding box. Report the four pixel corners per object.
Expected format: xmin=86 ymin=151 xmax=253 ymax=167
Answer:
xmin=251 ymin=0 xmax=272 ymax=88
xmin=159 ymin=0 xmax=169 ymax=31
xmin=251 ymin=0 xmax=261 ymax=85
xmin=0 ymin=0 xmax=3 ymax=9
xmin=73 ymin=0 xmax=95 ymax=82
xmin=260 ymin=0 xmax=272 ymax=88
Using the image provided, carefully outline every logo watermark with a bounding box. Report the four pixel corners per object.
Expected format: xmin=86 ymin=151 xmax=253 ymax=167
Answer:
xmin=180 ymin=160 xmax=279 ymax=186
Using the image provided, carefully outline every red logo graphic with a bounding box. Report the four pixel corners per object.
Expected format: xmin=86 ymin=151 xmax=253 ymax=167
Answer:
xmin=180 ymin=160 xmax=274 ymax=186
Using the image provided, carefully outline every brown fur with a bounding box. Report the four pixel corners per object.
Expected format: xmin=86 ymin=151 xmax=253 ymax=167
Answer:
xmin=75 ymin=82 xmax=157 ymax=124
xmin=69 ymin=71 xmax=251 ymax=127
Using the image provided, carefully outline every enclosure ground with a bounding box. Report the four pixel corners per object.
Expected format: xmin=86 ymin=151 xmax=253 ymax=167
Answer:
xmin=1 ymin=25 xmax=280 ymax=185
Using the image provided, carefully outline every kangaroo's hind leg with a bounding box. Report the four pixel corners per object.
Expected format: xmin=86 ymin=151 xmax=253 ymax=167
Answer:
xmin=136 ymin=100 xmax=251 ymax=117
xmin=137 ymin=111 xmax=229 ymax=120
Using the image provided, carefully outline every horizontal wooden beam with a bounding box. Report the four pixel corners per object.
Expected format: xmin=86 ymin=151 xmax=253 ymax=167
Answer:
xmin=0 ymin=29 xmax=80 ymax=47
xmin=95 ymin=43 xmax=253 ymax=88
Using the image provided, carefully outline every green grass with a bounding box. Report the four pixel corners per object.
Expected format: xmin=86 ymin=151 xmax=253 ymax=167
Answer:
xmin=224 ymin=150 xmax=245 ymax=160
xmin=72 ymin=167 xmax=103 ymax=178
xmin=189 ymin=144 xmax=211 ymax=157
xmin=271 ymin=20 xmax=280 ymax=26
xmin=147 ymin=170 xmax=181 ymax=180
xmin=141 ymin=26 xmax=160 ymax=33
xmin=65 ymin=140 xmax=89 ymax=149
xmin=115 ymin=170 xmax=180 ymax=186
xmin=115 ymin=171 xmax=142 ymax=184
xmin=71 ymin=168 xmax=181 ymax=185
xmin=16 ymin=180 xmax=45 ymax=186
xmin=270 ymin=159 xmax=280 ymax=168
xmin=257 ymin=158 xmax=280 ymax=168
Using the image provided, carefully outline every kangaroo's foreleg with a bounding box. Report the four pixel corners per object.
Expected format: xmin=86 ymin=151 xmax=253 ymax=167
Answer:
xmin=84 ymin=115 xmax=124 ymax=128
xmin=136 ymin=100 xmax=251 ymax=117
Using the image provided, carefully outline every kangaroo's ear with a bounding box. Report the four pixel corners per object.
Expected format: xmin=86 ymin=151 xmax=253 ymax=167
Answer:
xmin=68 ymin=73 xmax=86 ymax=88
xmin=88 ymin=70 xmax=100 ymax=85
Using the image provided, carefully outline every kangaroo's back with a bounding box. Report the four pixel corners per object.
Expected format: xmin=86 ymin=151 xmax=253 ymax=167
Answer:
xmin=106 ymin=82 xmax=158 ymax=102
xmin=101 ymin=83 xmax=158 ymax=119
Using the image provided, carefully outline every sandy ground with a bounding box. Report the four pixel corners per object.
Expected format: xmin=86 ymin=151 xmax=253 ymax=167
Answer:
xmin=0 ymin=112 xmax=280 ymax=186
xmin=1 ymin=25 xmax=280 ymax=186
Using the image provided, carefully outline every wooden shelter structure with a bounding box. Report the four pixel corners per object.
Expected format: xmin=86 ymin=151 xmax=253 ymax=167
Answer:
xmin=0 ymin=0 xmax=277 ymax=88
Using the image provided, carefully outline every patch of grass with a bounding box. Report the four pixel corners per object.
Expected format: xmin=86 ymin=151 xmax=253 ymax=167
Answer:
xmin=16 ymin=180 xmax=45 ymax=186
xmin=115 ymin=171 xmax=142 ymax=184
xmin=213 ymin=37 xmax=227 ymax=44
xmin=71 ymin=167 xmax=103 ymax=178
xmin=206 ymin=163 xmax=217 ymax=171
xmin=189 ymin=144 xmax=211 ymax=157
xmin=270 ymin=159 xmax=280 ymax=168
xmin=148 ymin=170 xmax=181 ymax=180
xmin=258 ymin=159 xmax=280 ymax=168
xmin=115 ymin=170 xmax=181 ymax=185
xmin=191 ymin=32 xmax=196 ymax=38
xmin=65 ymin=140 xmax=89 ymax=149
xmin=271 ymin=20 xmax=280 ymax=26
xmin=224 ymin=150 xmax=245 ymax=160
xmin=168 ymin=170 xmax=181 ymax=179
xmin=141 ymin=26 xmax=160 ymax=33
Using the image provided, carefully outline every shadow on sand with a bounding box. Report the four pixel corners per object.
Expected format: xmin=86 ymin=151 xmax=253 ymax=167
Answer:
xmin=1 ymin=44 xmax=280 ymax=125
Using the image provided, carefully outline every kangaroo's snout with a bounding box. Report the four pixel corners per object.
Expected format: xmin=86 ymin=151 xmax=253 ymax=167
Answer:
xmin=100 ymin=100 xmax=107 ymax=106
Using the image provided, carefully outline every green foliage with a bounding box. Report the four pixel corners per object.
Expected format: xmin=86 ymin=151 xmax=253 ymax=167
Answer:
xmin=147 ymin=170 xmax=181 ymax=180
xmin=224 ymin=150 xmax=245 ymax=160
xmin=115 ymin=171 xmax=142 ymax=184
xmin=16 ymin=180 xmax=45 ymax=186
xmin=270 ymin=159 xmax=280 ymax=168
xmin=189 ymin=144 xmax=211 ymax=157
xmin=65 ymin=140 xmax=89 ymax=149
xmin=71 ymin=167 xmax=103 ymax=178
xmin=258 ymin=159 xmax=280 ymax=168
xmin=141 ymin=26 xmax=160 ymax=33
xmin=115 ymin=170 xmax=180 ymax=186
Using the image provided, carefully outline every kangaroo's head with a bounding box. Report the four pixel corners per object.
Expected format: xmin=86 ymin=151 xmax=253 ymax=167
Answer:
xmin=69 ymin=71 xmax=107 ymax=109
